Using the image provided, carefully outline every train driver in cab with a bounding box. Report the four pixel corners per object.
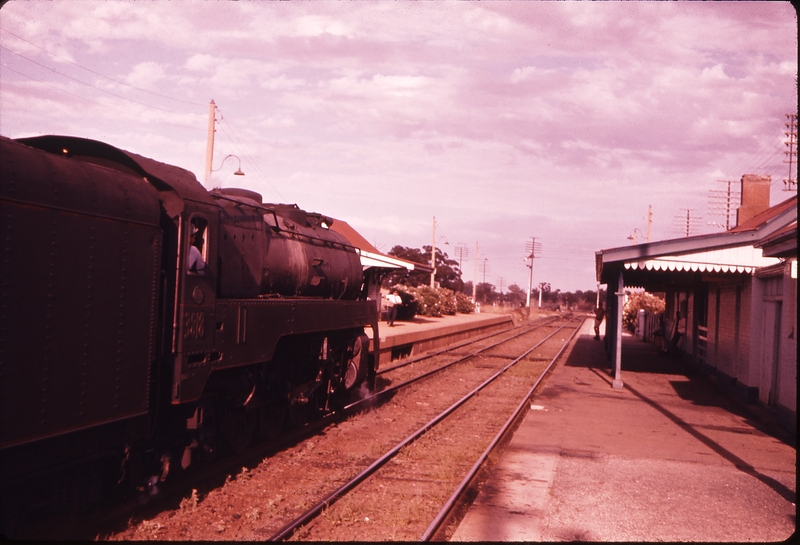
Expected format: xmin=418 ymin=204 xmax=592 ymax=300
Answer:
xmin=188 ymin=225 xmax=206 ymax=274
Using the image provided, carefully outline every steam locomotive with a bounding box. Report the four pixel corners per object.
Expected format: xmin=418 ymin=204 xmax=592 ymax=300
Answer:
xmin=0 ymin=135 xmax=381 ymax=535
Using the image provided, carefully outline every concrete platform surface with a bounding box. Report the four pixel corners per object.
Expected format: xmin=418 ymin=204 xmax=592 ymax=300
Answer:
xmin=366 ymin=311 xmax=514 ymax=363
xmin=452 ymin=319 xmax=797 ymax=542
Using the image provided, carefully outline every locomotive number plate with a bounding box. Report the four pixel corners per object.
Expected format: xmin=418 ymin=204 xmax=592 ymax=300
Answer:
xmin=184 ymin=311 xmax=206 ymax=339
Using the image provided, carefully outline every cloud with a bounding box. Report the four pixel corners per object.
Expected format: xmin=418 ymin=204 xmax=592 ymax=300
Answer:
xmin=0 ymin=1 xmax=795 ymax=292
xmin=125 ymin=62 xmax=167 ymax=90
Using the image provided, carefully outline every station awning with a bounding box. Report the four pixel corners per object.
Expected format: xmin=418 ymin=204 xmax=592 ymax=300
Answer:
xmin=355 ymin=248 xmax=423 ymax=271
xmin=623 ymin=245 xmax=780 ymax=274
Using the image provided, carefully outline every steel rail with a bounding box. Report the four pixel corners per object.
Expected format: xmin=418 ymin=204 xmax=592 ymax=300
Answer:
xmin=341 ymin=316 xmax=559 ymax=414
xmin=420 ymin=317 xmax=586 ymax=541
xmin=269 ymin=318 xmax=577 ymax=541
xmin=377 ymin=315 xmax=558 ymax=375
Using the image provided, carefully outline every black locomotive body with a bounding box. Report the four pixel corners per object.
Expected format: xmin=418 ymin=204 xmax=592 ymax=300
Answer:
xmin=0 ymin=135 xmax=380 ymax=535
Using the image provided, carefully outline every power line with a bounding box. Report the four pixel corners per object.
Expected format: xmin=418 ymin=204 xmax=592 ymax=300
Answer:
xmin=0 ymin=62 xmax=201 ymax=132
xmin=215 ymin=106 xmax=286 ymax=201
xmin=0 ymin=44 xmax=183 ymax=115
xmin=0 ymin=27 xmax=205 ymax=107
xmin=1 ymin=32 xmax=288 ymax=199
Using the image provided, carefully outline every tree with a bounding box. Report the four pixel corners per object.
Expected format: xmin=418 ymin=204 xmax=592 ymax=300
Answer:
xmin=504 ymin=284 xmax=526 ymax=307
xmin=475 ymin=282 xmax=498 ymax=304
xmin=538 ymin=282 xmax=551 ymax=302
xmin=421 ymin=245 xmax=463 ymax=291
xmin=384 ymin=245 xmax=429 ymax=287
xmin=463 ymin=280 xmax=474 ymax=297
xmin=385 ymin=245 xmax=464 ymax=290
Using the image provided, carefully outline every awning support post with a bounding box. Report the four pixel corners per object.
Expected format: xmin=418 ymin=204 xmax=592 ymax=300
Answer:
xmin=613 ymin=270 xmax=625 ymax=389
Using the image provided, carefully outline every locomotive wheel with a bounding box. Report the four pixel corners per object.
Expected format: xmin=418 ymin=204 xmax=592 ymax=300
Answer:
xmin=220 ymin=407 xmax=256 ymax=454
xmin=260 ymin=404 xmax=286 ymax=440
xmin=343 ymin=334 xmax=369 ymax=390
xmin=344 ymin=359 xmax=359 ymax=390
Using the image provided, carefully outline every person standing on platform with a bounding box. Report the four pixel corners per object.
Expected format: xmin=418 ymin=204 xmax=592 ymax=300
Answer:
xmin=594 ymin=304 xmax=606 ymax=340
xmin=386 ymin=288 xmax=402 ymax=327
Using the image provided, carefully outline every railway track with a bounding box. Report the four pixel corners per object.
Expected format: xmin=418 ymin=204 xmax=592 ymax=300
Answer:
xmin=270 ymin=316 xmax=584 ymax=541
xmin=103 ymin=314 xmax=583 ymax=541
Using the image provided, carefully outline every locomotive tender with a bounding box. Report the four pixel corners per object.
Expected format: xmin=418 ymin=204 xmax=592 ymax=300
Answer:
xmin=0 ymin=135 xmax=380 ymax=534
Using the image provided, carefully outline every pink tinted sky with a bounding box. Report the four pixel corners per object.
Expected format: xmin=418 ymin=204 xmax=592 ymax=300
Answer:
xmin=0 ymin=1 xmax=796 ymax=292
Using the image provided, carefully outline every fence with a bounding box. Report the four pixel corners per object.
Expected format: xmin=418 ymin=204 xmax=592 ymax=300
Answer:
xmin=636 ymin=310 xmax=664 ymax=342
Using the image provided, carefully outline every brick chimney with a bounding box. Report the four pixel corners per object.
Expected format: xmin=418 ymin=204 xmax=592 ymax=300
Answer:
xmin=736 ymin=174 xmax=771 ymax=226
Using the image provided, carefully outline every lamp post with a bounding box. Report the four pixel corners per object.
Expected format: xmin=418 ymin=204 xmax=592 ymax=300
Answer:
xmin=627 ymin=228 xmax=645 ymax=245
xmin=204 ymin=99 xmax=245 ymax=187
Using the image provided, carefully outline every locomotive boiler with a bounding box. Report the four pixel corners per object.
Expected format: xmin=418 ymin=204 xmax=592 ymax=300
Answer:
xmin=0 ymin=135 xmax=380 ymax=536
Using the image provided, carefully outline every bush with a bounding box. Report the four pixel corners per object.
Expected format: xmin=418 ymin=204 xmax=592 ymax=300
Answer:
xmin=455 ymin=292 xmax=475 ymax=314
xmin=394 ymin=285 xmax=474 ymax=317
xmin=622 ymin=291 xmax=665 ymax=332
xmin=413 ymin=285 xmax=448 ymax=317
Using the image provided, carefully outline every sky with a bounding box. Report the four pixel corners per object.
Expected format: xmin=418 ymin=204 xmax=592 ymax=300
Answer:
xmin=0 ymin=1 xmax=797 ymax=292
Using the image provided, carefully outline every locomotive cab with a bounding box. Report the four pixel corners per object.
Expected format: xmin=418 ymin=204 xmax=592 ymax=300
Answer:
xmin=172 ymin=207 xmax=220 ymax=405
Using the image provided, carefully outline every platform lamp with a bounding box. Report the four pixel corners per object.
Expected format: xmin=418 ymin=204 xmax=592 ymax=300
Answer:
xmin=212 ymin=154 xmax=245 ymax=177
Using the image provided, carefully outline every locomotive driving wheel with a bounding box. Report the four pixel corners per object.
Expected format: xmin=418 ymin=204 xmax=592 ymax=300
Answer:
xmin=343 ymin=334 xmax=370 ymax=391
xmin=220 ymin=405 xmax=257 ymax=454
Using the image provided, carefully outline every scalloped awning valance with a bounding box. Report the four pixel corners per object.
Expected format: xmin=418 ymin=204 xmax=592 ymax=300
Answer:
xmin=623 ymin=245 xmax=779 ymax=274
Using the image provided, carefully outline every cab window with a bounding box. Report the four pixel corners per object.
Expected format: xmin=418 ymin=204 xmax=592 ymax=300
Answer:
xmin=188 ymin=217 xmax=208 ymax=275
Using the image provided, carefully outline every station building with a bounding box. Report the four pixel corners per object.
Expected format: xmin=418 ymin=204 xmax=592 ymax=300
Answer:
xmin=596 ymin=175 xmax=797 ymax=436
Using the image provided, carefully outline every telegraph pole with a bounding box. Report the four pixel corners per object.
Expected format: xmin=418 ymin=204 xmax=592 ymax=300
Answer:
xmin=674 ymin=208 xmax=700 ymax=237
xmin=472 ymin=241 xmax=478 ymax=302
xmin=454 ymin=243 xmax=469 ymax=275
xmin=204 ymin=99 xmax=217 ymax=186
xmin=708 ymin=180 xmax=741 ymax=230
xmin=785 ymin=113 xmax=798 ymax=192
xmin=525 ymin=237 xmax=541 ymax=308
xmin=430 ymin=217 xmax=436 ymax=288
xmin=646 ymin=205 xmax=652 ymax=243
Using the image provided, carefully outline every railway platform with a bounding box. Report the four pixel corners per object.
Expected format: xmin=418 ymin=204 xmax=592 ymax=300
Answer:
xmin=367 ymin=311 xmax=514 ymax=366
xmin=451 ymin=319 xmax=797 ymax=542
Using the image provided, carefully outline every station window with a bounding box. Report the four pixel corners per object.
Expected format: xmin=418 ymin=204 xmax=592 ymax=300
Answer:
xmin=188 ymin=217 xmax=208 ymax=275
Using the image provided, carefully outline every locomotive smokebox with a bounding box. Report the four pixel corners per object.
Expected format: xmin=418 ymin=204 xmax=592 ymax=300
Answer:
xmin=214 ymin=189 xmax=363 ymax=300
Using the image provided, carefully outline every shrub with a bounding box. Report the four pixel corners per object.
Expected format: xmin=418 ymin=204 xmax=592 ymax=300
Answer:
xmin=455 ymin=292 xmax=475 ymax=314
xmin=394 ymin=285 xmax=474 ymax=317
xmin=622 ymin=291 xmax=665 ymax=332
xmin=411 ymin=285 xmax=447 ymax=317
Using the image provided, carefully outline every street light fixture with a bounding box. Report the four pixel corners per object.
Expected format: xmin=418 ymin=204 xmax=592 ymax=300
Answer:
xmin=627 ymin=228 xmax=645 ymax=245
xmin=212 ymin=154 xmax=245 ymax=176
